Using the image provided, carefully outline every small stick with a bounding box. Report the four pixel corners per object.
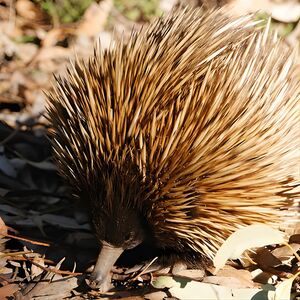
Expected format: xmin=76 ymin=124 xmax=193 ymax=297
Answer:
xmin=3 ymin=233 xmax=50 ymax=247
xmin=129 ymin=257 xmax=158 ymax=282
xmin=23 ymin=254 xmax=82 ymax=276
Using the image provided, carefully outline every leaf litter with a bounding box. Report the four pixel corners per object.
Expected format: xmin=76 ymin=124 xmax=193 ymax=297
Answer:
xmin=1 ymin=0 xmax=300 ymax=299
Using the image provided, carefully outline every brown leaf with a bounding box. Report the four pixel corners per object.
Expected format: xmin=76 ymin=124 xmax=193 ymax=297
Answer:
xmin=15 ymin=0 xmax=48 ymax=25
xmin=15 ymin=43 xmax=38 ymax=64
xmin=271 ymin=244 xmax=300 ymax=263
xmin=77 ymin=0 xmax=112 ymax=37
xmin=251 ymin=269 xmax=277 ymax=285
xmin=33 ymin=46 xmax=71 ymax=73
xmin=35 ymin=46 xmax=70 ymax=63
xmin=289 ymin=234 xmax=300 ymax=244
xmin=0 ymin=217 xmax=8 ymax=236
xmin=0 ymin=284 xmax=19 ymax=298
xmin=204 ymin=267 xmax=256 ymax=288
xmin=15 ymin=274 xmax=78 ymax=300
xmin=42 ymin=28 xmax=70 ymax=48
xmin=254 ymin=248 xmax=282 ymax=269
xmin=144 ymin=291 xmax=168 ymax=300
xmin=31 ymin=256 xmax=45 ymax=278
xmin=172 ymin=269 xmax=205 ymax=281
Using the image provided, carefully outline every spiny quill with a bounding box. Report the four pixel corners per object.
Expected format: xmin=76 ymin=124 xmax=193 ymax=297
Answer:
xmin=47 ymin=7 xmax=300 ymax=292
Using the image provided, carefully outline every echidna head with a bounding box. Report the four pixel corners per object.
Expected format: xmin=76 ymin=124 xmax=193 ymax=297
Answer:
xmin=91 ymin=203 xmax=146 ymax=250
xmin=84 ymin=168 xmax=150 ymax=291
xmin=88 ymin=205 xmax=147 ymax=290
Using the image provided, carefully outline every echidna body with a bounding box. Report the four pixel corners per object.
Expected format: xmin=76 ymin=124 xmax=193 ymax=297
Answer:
xmin=47 ymin=8 xmax=300 ymax=291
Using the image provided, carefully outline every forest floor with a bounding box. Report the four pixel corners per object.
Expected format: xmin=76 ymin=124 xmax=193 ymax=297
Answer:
xmin=0 ymin=0 xmax=300 ymax=299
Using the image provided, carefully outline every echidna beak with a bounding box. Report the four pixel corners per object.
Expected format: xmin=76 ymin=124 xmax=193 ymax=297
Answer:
xmin=88 ymin=242 xmax=123 ymax=291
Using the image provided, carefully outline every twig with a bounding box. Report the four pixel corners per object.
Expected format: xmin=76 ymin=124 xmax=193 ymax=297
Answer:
xmin=1 ymin=251 xmax=33 ymax=258
xmin=23 ymin=254 xmax=82 ymax=276
xmin=3 ymin=233 xmax=50 ymax=247
xmin=128 ymin=257 xmax=158 ymax=282
xmin=6 ymin=255 xmax=53 ymax=265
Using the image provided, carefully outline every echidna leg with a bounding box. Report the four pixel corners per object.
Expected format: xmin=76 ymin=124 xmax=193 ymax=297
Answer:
xmin=88 ymin=242 xmax=123 ymax=291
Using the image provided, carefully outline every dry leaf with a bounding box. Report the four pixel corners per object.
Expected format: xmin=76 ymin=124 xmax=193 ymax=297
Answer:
xmin=0 ymin=217 xmax=8 ymax=236
xmin=204 ymin=276 xmax=254 ymax=289
xmin=0 ymin=284 xmax=19 ymax=299
xmin=15 ymin=274 xmax=78 ymax=299
xmin=251 ymin=269 xmax=277 ymax=285
xmin=15 ymin=0 xmax=47 ymax=24
xmin=144 ymin=291 xmax=168 ymax=299
xmin=213 ymin=225 xmax=286 ymax=273
xmin=204 ymin=268 xmax=256 ymax=288
xmin=271 ymin=244 xmax=300 ymax=264
xmin=15 ymin=43 xmax=38 ymax=64
xmin=274 ymin=271 xmax=300 ymax=300
xmin=270 ymin=2 xmax=300 ymax=22
xmin=152 ymin=275 xmax=270 ymax=300
xmin=254 ymin=248 xmax=282 ymax=269
xmin=172 ymin=269 xmax=205 ymax=280
xmin=35 ymin=46 xmax=70 ymax=63
xmin=289 ymin=234 xmax=300 ymax=244
xmin=31 ymin=256 xmax=45 ymax=278
xmin=77 ymin=0 xmax=112 ymax=37
xmin=42 ymin=28 xmax=70 ymax=48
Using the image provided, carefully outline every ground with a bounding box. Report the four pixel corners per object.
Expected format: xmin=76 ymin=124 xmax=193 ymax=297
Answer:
xmin=0 ymin=0 xmax=300 ymax=299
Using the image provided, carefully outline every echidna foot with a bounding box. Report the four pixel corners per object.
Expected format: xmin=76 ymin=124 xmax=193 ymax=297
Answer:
xmin=87 ymin=271 xmax=112 ymax=292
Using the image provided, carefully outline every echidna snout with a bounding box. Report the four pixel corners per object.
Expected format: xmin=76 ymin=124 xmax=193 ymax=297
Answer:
xmin=89 ymin=243 xmax=123 ymax=291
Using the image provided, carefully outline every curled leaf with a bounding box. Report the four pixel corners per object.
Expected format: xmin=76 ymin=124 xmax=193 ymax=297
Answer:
xmin=213 ymin=225 xmax=286 ymax=273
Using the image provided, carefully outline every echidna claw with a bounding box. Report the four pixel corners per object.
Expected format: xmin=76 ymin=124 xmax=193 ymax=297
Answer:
xmin=87 ymin=273 xmax=112 ymax=292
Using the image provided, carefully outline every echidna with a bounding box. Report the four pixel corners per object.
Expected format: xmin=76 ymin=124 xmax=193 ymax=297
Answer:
xmin=47 ymin=7 xmax=300 ymax=291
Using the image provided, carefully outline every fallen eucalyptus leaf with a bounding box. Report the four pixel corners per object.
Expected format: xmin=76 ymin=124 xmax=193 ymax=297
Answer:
xmin=213 ymin=225 xmax=286 ymax=273
xmin=274 ymin=271 xmax=300 ymax=300
xmin=152 ymin=275 xmax=274 ymax=300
